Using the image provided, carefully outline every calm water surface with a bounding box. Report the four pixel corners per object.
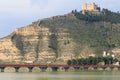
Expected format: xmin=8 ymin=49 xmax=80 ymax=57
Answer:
xmin=0 ymin=71 xmax=120 ymax=80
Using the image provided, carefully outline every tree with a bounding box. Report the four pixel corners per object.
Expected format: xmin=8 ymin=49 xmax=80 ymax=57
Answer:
xmin=71 ymin=59 xmax=78 ymax=65
xmin=78 ymin=58 xmax=84 ymax=65
xmin=67 ymin=56 xmax=119 ymax=65
xmin=67 ymin=60 xmax=72 ymax=65
xmin=113 ymin=58 xmax=118 ymax=63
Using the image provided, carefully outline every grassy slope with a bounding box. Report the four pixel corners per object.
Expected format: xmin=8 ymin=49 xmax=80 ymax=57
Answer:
xmin=38 ymin=12 xmax=120 ymax=56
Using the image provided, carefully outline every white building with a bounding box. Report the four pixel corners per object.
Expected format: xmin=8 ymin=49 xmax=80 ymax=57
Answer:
xmin=103 ymin=51 xmax=107 ymax=57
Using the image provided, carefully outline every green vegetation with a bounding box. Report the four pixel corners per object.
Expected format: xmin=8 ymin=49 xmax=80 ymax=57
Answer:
xmin=67 ymin=56 xmax=119 ymax=65
xmin=39 ymin=9 xmax=120 ymax=55
xmin=12 ymin=34 xmax=25 ymax=56
xmin=73 ymin=9 xmax=120 ymax=23
xmin=49 ymin=34 xmax=58 ymax=58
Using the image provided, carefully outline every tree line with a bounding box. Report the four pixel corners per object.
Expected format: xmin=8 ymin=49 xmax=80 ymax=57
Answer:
xmin=73 ymin=9 xmax=120 ymax=23
xmin=67 ymin=56 xmax=119 ymax=65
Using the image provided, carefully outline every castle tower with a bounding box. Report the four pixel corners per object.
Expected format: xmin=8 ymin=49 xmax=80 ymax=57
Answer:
xmin=82 ymin=3 xmax=87 ymax=11
xmin=82 ymin=3 xmax=100 ymax=14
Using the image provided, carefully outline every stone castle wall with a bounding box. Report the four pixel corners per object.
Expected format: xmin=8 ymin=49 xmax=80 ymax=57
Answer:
xmin=82 ymin=3 xmax=99 ymax=11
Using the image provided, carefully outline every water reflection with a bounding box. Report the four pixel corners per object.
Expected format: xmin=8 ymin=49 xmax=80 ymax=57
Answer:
xmin=0 ymin=71 xmax=120 ymax=80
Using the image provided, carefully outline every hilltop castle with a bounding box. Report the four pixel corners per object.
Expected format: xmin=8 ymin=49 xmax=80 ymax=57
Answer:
xmin=82 ymin=3 xmax=100 ymax=14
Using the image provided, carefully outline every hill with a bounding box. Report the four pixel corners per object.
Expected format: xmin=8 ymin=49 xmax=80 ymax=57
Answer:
xmin=0 ymin=9 xmax=120 ymax=64
xmin=40 ymin=10 xmax=120 ymax=55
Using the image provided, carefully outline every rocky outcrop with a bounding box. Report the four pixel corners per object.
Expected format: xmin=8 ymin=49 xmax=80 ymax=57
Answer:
xmin=0 ymin=21 xmax=79 ymax=63
xmin=0 ymin=39 xmax=21 ymax=63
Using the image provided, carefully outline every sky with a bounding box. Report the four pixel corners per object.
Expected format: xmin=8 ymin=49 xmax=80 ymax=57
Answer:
xmin=0 ymin=0 xmax=120 ymax=38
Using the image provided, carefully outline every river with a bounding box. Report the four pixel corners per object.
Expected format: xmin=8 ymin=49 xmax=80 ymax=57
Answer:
xmin=0 ymin=71 xmax=120 ymax=80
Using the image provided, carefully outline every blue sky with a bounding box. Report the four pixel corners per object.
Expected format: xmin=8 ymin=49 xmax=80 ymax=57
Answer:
xmin=0 ymin=0 xmax=119 ymax=38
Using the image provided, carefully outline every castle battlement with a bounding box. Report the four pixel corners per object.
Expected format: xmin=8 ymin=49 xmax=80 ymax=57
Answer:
xmin=82 ymin=3 xmax=100 ymax=14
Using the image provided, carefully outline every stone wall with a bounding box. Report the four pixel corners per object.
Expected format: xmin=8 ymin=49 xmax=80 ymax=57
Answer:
xmin=82 ymin=3 xmax=99 ymax=11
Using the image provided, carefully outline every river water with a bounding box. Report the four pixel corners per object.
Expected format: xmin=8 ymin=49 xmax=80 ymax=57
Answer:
xmin=0 ymin=71 xmax=120 ymax=80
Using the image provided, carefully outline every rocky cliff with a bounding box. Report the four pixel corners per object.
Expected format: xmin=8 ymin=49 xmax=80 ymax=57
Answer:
xmin=0 ymin=12 xmax=120 ymax=64
xmin=0 ymin=16 xmax=78 ymax=63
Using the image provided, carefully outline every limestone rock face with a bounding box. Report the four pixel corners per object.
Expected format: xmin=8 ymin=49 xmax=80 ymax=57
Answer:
xmin=0 ymin=39 xmax=21 ymax=63
xmin=0 ymin=22 xmax=78 ymax=63
xmin=13 ymin=24 xmax=57 ymax=63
